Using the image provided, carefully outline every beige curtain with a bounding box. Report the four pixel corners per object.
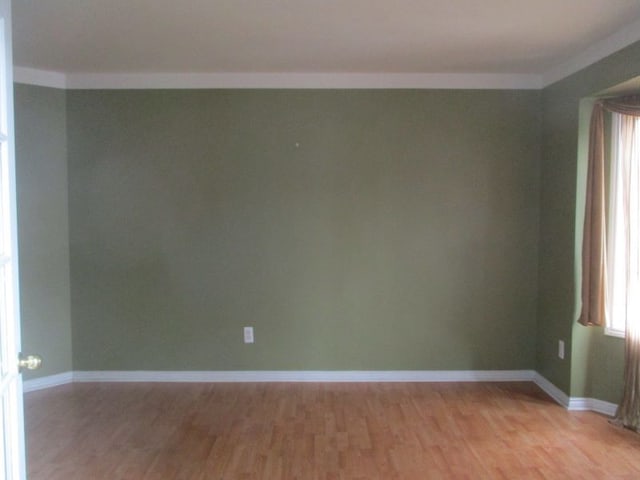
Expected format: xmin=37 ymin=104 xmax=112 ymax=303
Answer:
xmin=578 ymin=101 xmax=608 ymax=327
xmin=579 ymin=95 xmax=640 ymax=327
xmin=579 ymin=95 xmax=640 ymax=430
xmin=610 ymin=111 xmax=640 ymax=431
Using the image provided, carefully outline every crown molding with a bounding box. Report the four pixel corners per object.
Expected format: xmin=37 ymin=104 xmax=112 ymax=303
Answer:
xmin=65 ymin=72 xmax=541 ymax=90
xmin=542 ymin=17 xmax=640 ymax=87
xmin=13 ymin=69 xmax=542 ymax=90
xmin=12 ymin=19 xmax=640 ymax=91
xmin=14 ymin=66 xmax=66 ymax=89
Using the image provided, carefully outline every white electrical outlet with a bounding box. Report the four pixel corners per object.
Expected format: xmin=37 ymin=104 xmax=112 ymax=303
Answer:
xmin=244 ymin=326 xmax=254 ymax=344
xmin=558 ymin=340 xmax=565 ymax=359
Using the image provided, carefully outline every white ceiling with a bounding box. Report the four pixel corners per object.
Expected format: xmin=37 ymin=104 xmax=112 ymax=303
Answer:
xmin=11 ymin=0 xmax=640 ymax=88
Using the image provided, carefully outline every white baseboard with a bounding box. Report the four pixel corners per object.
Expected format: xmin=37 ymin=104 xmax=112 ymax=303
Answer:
xmin=23 ymin=371 xmax=74 ymax=393
xmin=568 ymin=397 xmax=618 ymax=416
xmin=72 ymin=369 xmax=536 ymax=383
xmin=532 ymin=373 xmax=570 ymax=408
xmin=23 ymin=369 xmax=619 ymax=416
xmin=533 ymin=373 xmax=618 ymax=417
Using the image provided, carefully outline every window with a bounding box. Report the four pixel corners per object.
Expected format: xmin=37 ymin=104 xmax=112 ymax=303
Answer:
xmin=606 ymin=112 xmax=640 ymax=337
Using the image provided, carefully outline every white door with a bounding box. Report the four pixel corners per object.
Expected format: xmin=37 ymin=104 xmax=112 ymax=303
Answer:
xmin=0 ymin=0 xmax=26 ymax=478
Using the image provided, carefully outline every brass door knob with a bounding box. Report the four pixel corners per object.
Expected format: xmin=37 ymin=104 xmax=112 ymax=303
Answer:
xmin=18 ymin=354 xmax=42 ymax=371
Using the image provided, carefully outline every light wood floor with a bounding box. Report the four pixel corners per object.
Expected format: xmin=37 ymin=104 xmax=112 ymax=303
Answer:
xmin=24 ymin=382 xmax=640 ymax=479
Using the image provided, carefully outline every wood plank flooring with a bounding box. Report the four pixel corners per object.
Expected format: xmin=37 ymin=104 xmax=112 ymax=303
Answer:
xmin=24 ymin=382 xmax=640 ymax=479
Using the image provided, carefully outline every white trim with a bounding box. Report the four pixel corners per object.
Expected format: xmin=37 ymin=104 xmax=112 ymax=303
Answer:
xmin=64 ymin=72 xmax=542 ymax=90
xmin=604 ymin=327 xmax=625 ymax=338
xmin=13 ymin=66 xmax=66 ymax=89
xmin=533 ymin=373 xmax=618 ymax=417
xmin=568 ymin=397 xmax=618 ymax=416
xmin=72 ymin=369 xmax=536 ymax=383
xmin=23 ymin=372 xmax=73 ymax=393
xmin=10 ymin=17 xmax=640 ymax=91
xmin=12 ymin=69 xmax=542 ymax=90
xmin=533 ymin=373 xmax=570 ymax=408
xmin=542 ymin=17 xmax=640 ymax=87
xmin=20 ymin=370 xmax=621 ymax=416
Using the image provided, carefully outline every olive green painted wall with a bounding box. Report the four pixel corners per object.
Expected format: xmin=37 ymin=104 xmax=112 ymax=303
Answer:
xmin=14 ymin=84 xmax=72 ymax=379
xmin=15 ymin=38 xmax=640 ymax=396
xmin=538 ymin=40 xmax=640 ymax=402
xmin=67 ymin=89 xmax=540 ymax=371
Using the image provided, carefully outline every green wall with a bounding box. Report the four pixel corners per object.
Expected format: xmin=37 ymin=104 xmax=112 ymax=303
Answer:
xmin=14 ymin=84 xmax=72 ymax=379
xmin=66 ymin=89 xmax=540 ymax=371
xmin=538 ymin=40 xmax=640 ymax=402
xmin=14 ymin=36 xmax=640 ymax=399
